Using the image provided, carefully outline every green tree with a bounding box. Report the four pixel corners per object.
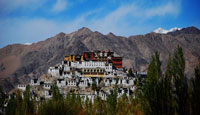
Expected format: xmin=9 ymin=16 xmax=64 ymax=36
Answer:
xmin=92 ymin=82 xmax=97 ymax=91
xmin=15 ymin=90 xmax=23 ymax=115
xmin=95 ymin=96 xmax=105 ymax=115
xmin=6 ymin=94 xmax=17 ymax=115
xmin=0 ymin=86 xmax=6 ymax=114
xmin=161 ymin=54 xmax=176 ymax=115
xmin=142 ymin=51 xmax=162 ymax=115
xmin=172 ymin=45 xmax=189 ymax=115
xmin=128 ymin=68 xmax=134 ymax=77
xmin=172 ymin=45 xmax=185 ymax=79
xmin=22 ymin=85 xmax=36 ymax=114
xmin=116 ymin=93 xmax=129 ymax=114
xmin=107 ymin=87 xmax=117 ymax=115
xmin=39 ymin=85 xmax=66 ymax=115
xmin=165 ymin=54 xmax=173 ymax=79
xmin=84 ymin=97 xmax=93 ymax=115
xmin=131 ymin=75 xmax=144 ymax=114
xmin=190 ymin=61 xmax=200 ymax=115
xmin=52 ymin=85 xmax=63 ymax=101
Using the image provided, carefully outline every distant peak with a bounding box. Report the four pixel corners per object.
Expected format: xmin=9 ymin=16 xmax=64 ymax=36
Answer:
xmin=167 ymin=26 xmax=200 ymax=35
xmin=70 ymin=27 xmax=93 ymax=37
xmin=107 ymin=32 xmax=115 ymax=36
xmin=153 ymin=27 xmax=181 ymax=34
xmin=187 ymin=26 xmax=198 ymax=29
xmin=78 ymin=27 xmax=92 ymax=33
xmin=57 ymin=32 xmax=66 ymax=35
xmin=182 ymin=26 xmax=200 ymax=32
xmin=153 ymin=27 xmax=168 ymax=34
xmin=54 ymin=32 xmax=66 ymax=38
xmin=168 ymin=27 xmax=182 ymax=32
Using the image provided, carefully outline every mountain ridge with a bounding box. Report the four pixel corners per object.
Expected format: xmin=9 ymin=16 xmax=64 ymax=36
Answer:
xmin=0 ymin=26 xmax=200 ymax=92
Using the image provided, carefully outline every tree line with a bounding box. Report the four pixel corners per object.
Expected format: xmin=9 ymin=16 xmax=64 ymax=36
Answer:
xmin=1 ymin=46 xmax=200 ymax=115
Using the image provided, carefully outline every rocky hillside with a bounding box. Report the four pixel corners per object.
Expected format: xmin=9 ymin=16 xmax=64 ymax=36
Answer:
xmin=0 ymin=26 xmax=200 ymax=92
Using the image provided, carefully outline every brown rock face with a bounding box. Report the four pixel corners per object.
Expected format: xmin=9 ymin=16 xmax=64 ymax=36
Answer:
xmin=0 ymin=26 xmax=200 ymax=92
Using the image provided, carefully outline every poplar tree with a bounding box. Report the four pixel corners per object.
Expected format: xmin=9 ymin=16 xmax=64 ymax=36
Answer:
xmin=15 ymin=90 xmax=23 ymax=115
xmin=0 ymin=86 xmax=6 ymax=114
xmin=172 ymin=45 xmax=189 ymax=115
xmin=52 ymin=85 xmax=65 ymax=115
xmin=117 ymin=93 xmax=129 ymax=114
xmin=22 ymin=85 xmax=33 ymax=114
xmin=161 ymin=54 xmax=176 ymax=115
xmin=6 ymin=94 xmax=17 ymax=115
xmin=52 ymin=85 xmax=62 ymax=101
xmin=165 ymin=54 xmax=173 ymax=79
xmin=190 ymin=61 xmax=200 ymax=115
xmin=95 ymin=96 xmax=104 ymax=115
xmin=107 ymin=87 xmax=117 ymax=115
xmin=142 ymin=51 xmax=162 ymax=115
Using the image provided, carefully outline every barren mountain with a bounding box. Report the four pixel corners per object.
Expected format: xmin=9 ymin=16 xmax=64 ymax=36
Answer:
xmin=0 ymin=26 xmax=200 ymax=92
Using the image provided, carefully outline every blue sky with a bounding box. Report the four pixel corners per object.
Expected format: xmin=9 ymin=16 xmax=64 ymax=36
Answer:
xmin=0 ymin=0 xmax=200 ymax=48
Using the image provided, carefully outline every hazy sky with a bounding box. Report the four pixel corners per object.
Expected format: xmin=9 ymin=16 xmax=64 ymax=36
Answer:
xmin=0 ymin=0 xmax=200 ymax=48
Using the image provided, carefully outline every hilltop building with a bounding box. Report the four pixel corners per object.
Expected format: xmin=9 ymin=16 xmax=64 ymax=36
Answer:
xmin=17 ymin=50 xmax=146 ymax=101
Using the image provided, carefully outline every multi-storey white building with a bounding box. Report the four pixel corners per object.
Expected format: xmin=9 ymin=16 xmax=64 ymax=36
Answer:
xmin=17 ymin=51 xmax=146 ymax=101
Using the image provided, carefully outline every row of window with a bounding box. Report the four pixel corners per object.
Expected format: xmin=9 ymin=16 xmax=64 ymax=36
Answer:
xmin=84 ymin=62 xmax=109 ymax=67
xmin=106 ymin=67 xmax=112 ymax=70
xmin=83 ymin=69 xmax=105 ymax=72
xmin=18 ymin=84 xmax=26 ymax=87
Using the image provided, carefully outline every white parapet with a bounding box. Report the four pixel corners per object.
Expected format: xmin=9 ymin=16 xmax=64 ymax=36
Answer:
xmin=44 ymin=84 xmax=51 ymax=90
xmin=17 ymin=84 xmax=26 ymax=91
xmin=79 ymin=80 xmax=88 ymax=87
